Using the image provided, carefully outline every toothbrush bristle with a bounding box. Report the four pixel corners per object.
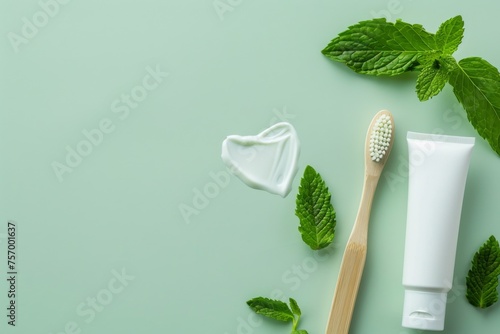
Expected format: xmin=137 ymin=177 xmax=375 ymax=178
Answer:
xmin=369 ymin=114 xmax=392 ymax=162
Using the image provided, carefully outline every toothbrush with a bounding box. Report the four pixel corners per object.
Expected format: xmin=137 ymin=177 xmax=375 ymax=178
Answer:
xmin=325 ymin=110 xmax=395 ymax=334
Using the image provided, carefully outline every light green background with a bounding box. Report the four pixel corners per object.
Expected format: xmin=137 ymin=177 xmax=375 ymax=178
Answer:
xmin=1 ymin=0 xmax=499 ymax=333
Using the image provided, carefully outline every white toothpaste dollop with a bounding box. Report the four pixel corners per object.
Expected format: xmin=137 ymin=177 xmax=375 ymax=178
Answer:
xmin=221 ymin=122 xmax=300 ymax=197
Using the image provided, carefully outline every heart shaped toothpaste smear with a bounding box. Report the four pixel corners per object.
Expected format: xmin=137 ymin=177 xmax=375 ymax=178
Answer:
xmin=221 ymin=122 xmax=300 ymax=197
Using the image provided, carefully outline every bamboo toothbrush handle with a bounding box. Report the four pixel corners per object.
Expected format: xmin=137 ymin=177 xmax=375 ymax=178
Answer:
xmin=325 ymin=175 xmax=379 ymax=334
xmin=325 ymin=241 xmax=367 ymax=334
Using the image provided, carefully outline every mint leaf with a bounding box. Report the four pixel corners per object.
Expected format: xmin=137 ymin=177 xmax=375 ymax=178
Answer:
xmin=289 ymin=298 xmax=301 ymax=316
xmin=466 ymin=236 xmax=500 ymax=308
xmin=416 ymin=60 xmax=449 ymax=101
xmin=295 ymin=165 xmax=336 ymax=250
xmin=321 ymin=18 xmax=440 ymax=76
xmin=448 ymin=57 xmax=500 ymax=155
xmin=247 ymin=297 xmax=309 ymax=334
xmin=246 ymin=297 xmax=294 ymax=322
xmin=436 ymin=15 xmax=464 ymax=55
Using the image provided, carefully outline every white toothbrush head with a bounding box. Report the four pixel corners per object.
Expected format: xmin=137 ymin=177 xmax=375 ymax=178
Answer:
xmin=368 ymin=112 xmax=394 ymax=163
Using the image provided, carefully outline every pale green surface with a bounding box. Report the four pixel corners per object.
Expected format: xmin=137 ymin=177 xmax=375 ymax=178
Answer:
xmin=1 ymin=1 xmax=500 ymax=333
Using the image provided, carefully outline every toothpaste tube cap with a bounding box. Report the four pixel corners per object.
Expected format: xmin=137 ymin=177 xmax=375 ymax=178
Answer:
xmin=402 ymin=289 xmax=447 ymax=331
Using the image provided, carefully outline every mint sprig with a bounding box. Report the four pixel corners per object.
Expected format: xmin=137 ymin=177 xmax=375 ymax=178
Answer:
xmin=246 ymin=297 xmax=308 ymax=334
xmin=322 ymin=15 xmax=500 ymax=156
xmin=295 ymin=165 xmax=336 ymax=250
xmin=466 ymin=235 xmax=500 ymax=308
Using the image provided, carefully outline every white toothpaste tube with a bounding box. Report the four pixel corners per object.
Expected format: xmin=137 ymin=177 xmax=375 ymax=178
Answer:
xmin=402 ymin=131 xmax=475 ymax=331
